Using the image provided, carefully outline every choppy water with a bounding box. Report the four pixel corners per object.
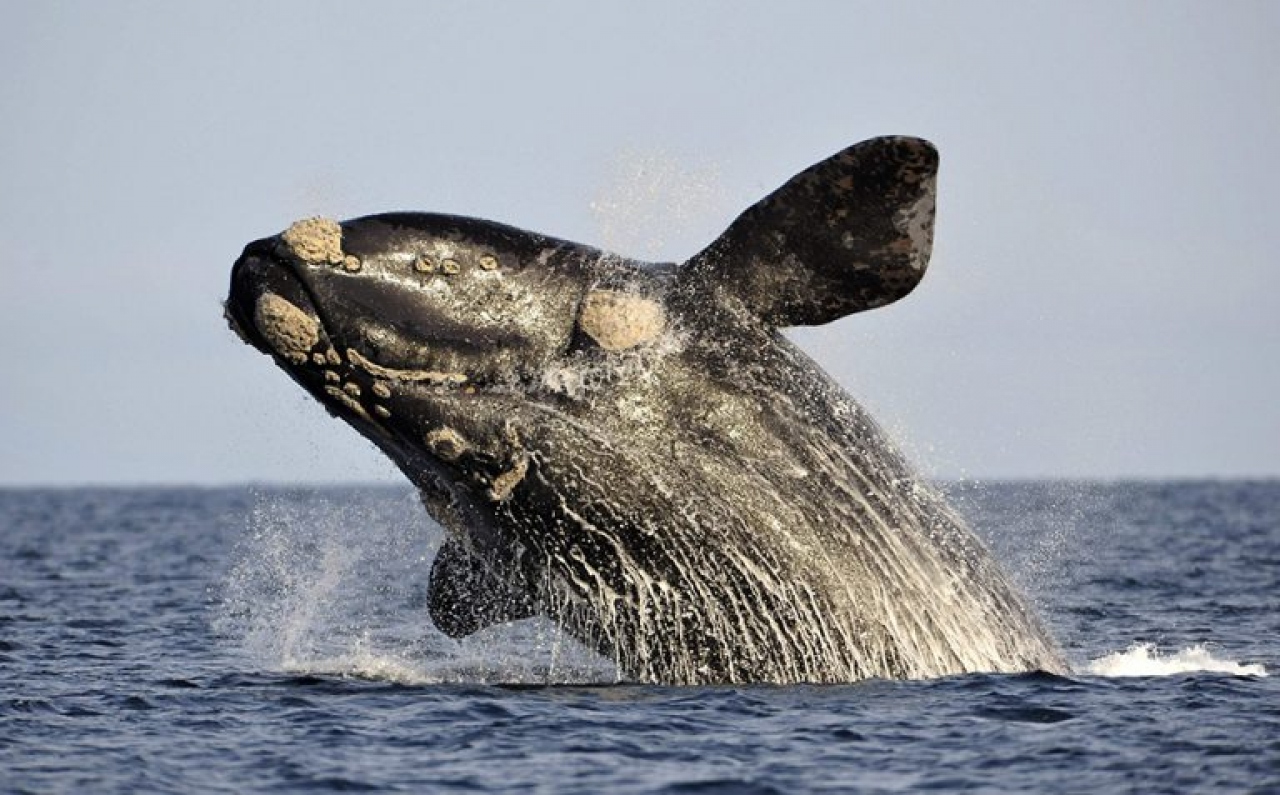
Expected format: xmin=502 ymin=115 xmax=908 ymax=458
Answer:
xmin=2 ymin=482 xmax=1277 ymax=793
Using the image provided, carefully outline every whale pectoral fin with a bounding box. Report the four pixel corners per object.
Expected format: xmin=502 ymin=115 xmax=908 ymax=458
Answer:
xmin=686 ymin=136 xmax=938 ymax=327
xmin=427 ymin=537 xmax=536 ymax=638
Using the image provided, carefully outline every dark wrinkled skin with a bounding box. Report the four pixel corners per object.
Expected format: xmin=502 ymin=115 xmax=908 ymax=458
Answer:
xmin=226 ymin=137 xmax=1067 ymax=684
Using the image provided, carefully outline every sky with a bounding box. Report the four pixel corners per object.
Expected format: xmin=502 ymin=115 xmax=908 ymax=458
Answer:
xmin=1 ymin=1 xmax=1276 ymax=484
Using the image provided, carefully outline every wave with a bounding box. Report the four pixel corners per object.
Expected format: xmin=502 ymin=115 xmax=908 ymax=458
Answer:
xmin=1086 ymin=643 xmax=1267 ymax=677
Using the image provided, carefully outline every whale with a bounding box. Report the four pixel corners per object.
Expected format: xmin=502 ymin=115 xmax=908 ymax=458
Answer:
xmin=225 ymin=136 xmax=1067 ymax=684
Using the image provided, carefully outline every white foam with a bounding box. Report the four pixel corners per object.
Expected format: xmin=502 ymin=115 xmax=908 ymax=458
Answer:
xmin=283 ymin=638 xmax=440 ymax=686
xmin=1086 ymin=643 xmax=1267 ymax=678
xmin=212 ymin=490 xmax=618 ymax=686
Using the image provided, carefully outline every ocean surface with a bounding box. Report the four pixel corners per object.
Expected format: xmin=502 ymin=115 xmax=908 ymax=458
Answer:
xmin=2 ymin=481 xmax=1277 ymax=793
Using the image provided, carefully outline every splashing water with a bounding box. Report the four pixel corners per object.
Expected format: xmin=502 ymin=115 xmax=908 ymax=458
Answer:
xmin=212 ymin=488 xmax=616 ymax=684
xmin=590 ymin=148 xmax=729 ymax=261
xmin=211 ymin=488 xmax=1268 ymax=686
xmin=1087 ymin=643 xmax=1267 ymax=677
xmin=212 ymin=489 xmax=425 ymax=670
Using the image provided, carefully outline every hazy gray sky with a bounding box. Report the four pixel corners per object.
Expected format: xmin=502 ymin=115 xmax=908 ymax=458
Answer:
xmin=2 ymin=1 xmax=1276 ymax=484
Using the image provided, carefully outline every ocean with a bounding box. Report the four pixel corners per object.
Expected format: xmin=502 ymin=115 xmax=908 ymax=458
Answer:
xmin=2 ymin=482 xmax=1277 ymax=793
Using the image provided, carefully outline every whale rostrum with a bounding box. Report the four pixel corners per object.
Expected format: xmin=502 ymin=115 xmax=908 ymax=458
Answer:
xmin=226 ymin=136 xmax=1068 ymax=684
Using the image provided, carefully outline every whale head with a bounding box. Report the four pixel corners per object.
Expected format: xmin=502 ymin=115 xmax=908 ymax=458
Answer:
xmin=225 ymin=211 xmax=679 ymax=508
xmin=227 ymin=136 xmax=938 ymax=535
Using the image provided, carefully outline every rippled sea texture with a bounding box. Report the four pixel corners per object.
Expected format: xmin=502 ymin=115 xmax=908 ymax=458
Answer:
xmin=2 ymin=482 xmax=1278 ymax=793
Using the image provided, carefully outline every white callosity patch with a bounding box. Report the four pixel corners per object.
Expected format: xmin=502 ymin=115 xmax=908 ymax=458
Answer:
xmin=323 ymin=385 xmax=375 ymax=424
xmin=488 ymin=453 xmax=529 ymax=502
xmin=347 ymin=348 xmax=467 ymax=386
xmin=483 ymin=423 xmax=531 ymax=502
xmin=282 ymin=217 xmax=344 ymax=265
xmin=424 ymin=427 xmax=469 ymax=462
xmin=540 ymin=315 xmax=687 ymax=402
xmin=253 ymin=294 xmax=319 ymax=364
xmin=282 ymin=217 xmax=361 ymax=272
xmin=579 ymin=290 xmax=667 ymax=351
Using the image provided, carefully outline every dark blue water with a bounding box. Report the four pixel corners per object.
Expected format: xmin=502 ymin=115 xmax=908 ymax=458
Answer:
xmin=2 ymin=482 xmax=1278 ymax=793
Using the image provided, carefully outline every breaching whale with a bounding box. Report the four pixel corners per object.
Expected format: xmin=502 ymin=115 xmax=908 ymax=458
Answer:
xmin=226 ymin=136 xmax=1067 ymax=684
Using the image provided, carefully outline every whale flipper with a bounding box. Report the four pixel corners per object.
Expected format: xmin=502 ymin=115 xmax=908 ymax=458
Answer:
xmin=427 ymin=538 xmax=537 ymax=638
xmin=685 ymin=135 xmax=938 ymax=327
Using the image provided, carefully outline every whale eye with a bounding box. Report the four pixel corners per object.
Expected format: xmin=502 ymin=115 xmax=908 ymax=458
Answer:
xmin=578 ymin=289 xmax=666 ymax=351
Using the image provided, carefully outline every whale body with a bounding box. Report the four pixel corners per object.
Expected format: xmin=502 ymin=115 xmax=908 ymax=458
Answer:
xmin=226 ymin=136 xmax=1067 ymax=684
